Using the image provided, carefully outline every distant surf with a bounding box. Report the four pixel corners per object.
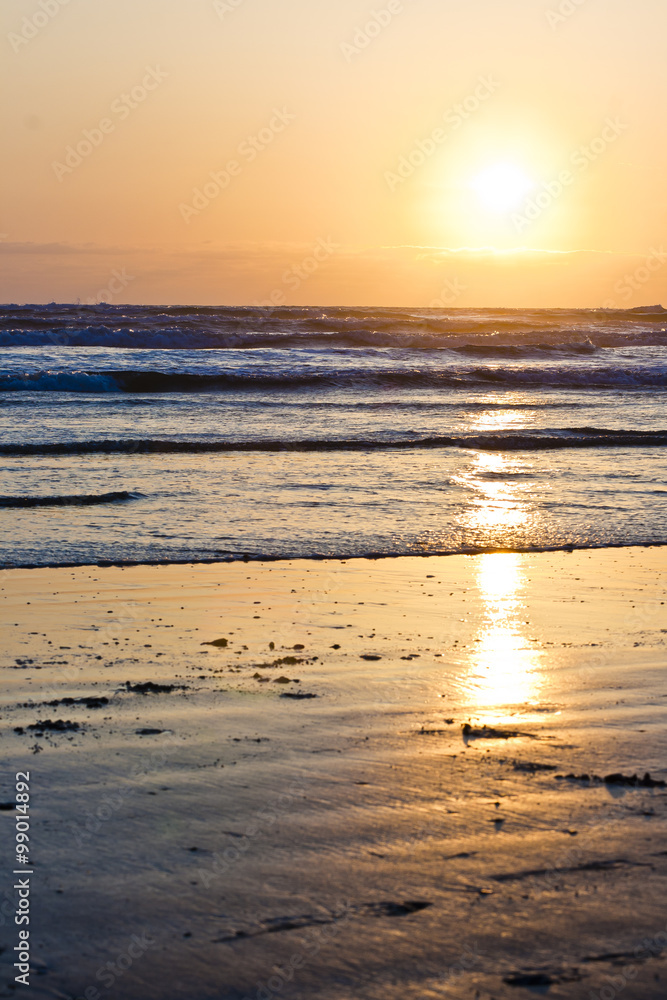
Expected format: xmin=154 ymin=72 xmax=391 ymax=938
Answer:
xmin=1 ymin=303 xmax=666 ymax=351
xmin=1 ymin=304 xmax=665 ymax=567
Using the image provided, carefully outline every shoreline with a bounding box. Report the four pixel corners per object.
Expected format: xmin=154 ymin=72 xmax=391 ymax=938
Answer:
xmin=1 ymin=546 xmax=665 ymax=999
xmin=2 ymin=538 xmax=666 ymax=572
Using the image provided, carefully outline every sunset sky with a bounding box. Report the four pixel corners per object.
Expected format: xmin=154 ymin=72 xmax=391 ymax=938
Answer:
xmin=2 ymin=0 xmax=666 ymax=306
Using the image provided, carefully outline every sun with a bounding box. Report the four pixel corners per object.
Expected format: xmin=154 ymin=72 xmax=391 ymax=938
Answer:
xmin=471 ymin=163 xmax=534 ymax=213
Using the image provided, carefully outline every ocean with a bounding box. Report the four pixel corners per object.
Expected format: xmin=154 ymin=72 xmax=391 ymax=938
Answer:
xmin=0 ymin=303 xmax=665 ymax=568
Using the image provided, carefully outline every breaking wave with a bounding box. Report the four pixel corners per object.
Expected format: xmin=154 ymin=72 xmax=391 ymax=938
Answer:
xmin=2 ymin=429 xmax=666 ymax=456
xmin=1 ymin=364 xmax=666 ymax=393
xmin=0 ymin=491 xmax=141 ymax=508
xmin=0 ymin=303 xmax=666 ymax=351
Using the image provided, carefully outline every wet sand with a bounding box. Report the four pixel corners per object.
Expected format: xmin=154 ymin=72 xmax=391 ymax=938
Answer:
xmin=1 ymin=547 xmax=666 ymax=999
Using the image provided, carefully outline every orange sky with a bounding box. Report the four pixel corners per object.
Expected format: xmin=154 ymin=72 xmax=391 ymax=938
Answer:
xmin=2 ymin=0 xmax=666 ymax=306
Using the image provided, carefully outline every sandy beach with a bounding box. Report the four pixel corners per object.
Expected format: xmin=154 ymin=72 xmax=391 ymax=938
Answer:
xmin=5 ymin=0 xmax=667 ymax=992
xmin=0 ymin=547 xmax=665 ymax=999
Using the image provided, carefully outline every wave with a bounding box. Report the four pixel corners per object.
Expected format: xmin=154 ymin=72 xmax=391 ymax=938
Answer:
xmin=0 ymin=304 xmax=666 ymax=350
xmin=2 ymin=429 xmax=666 ymax=457
xmin=1 ymin=365 xmax=666 ymax=393
xmin=0 ymin=490 xmax=140 ymax=508
xmin=2 ymin=539 xmax=665 ymax=571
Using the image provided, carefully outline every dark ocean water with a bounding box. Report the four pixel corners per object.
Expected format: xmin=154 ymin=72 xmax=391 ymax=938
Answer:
xmin=1 ymin=303 xmax=665 ymax=567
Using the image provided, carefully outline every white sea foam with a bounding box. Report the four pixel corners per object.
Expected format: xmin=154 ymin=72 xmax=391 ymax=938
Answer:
xmin=0 ymin=305 xmax=665 ymax=567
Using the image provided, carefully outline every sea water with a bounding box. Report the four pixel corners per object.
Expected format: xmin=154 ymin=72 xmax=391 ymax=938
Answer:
xmin=0 ymin=304 xmax=665 ymax=567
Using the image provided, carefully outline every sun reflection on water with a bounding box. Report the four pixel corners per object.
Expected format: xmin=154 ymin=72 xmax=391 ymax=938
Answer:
xmin=465 ymin=552 xmax=543 ymax=723
xmin=458 ymin=452 xmax=531 ymax=534
xmin=444 ymin=444 xmax=547 ymax=721
xmin=470 ymin=404 xmax=529 ymax=432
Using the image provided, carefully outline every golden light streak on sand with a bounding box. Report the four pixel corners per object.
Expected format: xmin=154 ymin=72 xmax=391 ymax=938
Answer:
xmin=465 ymin=553 xmax=543 ymax=722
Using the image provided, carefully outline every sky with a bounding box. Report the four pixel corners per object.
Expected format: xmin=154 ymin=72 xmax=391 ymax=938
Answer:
xmin=2 ymin=0 xmax=667 ymax=306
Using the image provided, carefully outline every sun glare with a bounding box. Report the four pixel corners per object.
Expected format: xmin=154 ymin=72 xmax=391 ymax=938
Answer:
xmin=471 ymin=163 xmax=534 ymax=213
xmin=467 ymin=553 xmax=543 ymax=721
